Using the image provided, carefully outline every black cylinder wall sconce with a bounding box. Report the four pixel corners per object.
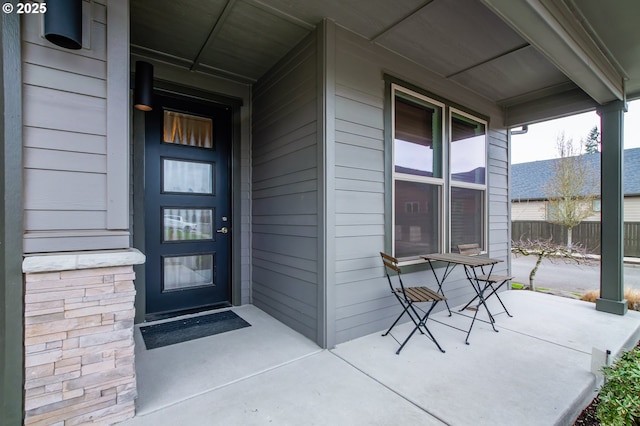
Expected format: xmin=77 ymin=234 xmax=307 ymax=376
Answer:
xmin=44 ymin=0 xmax=83 ymax=50
xmin=134 ymin=61 xmax=154 ymax=112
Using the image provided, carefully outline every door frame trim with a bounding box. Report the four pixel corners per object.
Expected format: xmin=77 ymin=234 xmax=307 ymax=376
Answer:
xmin=132 ymin=82 xmax=243 ymax=323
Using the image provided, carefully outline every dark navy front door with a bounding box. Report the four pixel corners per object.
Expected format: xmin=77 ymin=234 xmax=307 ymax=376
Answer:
xmin=145 ymin=94 xmax=231 ymax=318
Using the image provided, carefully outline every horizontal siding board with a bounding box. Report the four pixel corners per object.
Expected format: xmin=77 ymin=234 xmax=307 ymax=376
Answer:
xmin=252 ymin=286 xmax=317 ymax=329
xmin=335 ymin=143 xmax=384 ymax=170
xmin=336 ymin=119 xmax=384 ymax=140
xmin=252 ymin=126 xmax=316 ymax=165
xmin=252 ymin=268 xmax=317 ymax=311
xmin=252 ymin=169 xmax=317 ymax=192
xmin=335 ymin=224 xmax=384 ymax=238
xmin=23 ymin=127 xmax=106 ymax=155
xmin=253 ymin=179 xmax=317 ymax=199
xmin=24 ymin=169 xmax=106 ymax=210
xmin=335 ymin=314 xmax=393 ymax=344
xmin=252 ymin=214 xmax=317 ymax=226
xmin=335 ymin=178 xmax=384 ymax=193
xmin=252 ymin=224 xmax=317 ymax=238
xmin=252 ymin=285 xmax=317 ymax=324
xmin=335 ymin=96 xmax=383 ymax=130
xmin=336 ymin=267 xmax=385 ymax=285
xmin=335 ymin=130 xmax=383 ymax=151
xmin=252 ymin=54 xmax=316 ymax=126
xmin=336 ymin=191 xmax=384 ymax=214
xmin=253 ymin=192 xmax=318 ymax=215
xmin=23 ymin=63 xmax=106 ymax=98
xmin=253 ymin=293 xmax=316 ymax=340
xmin=25 ymin=211 xmax=106 ymax=231
xmin=22 ymin=42 xmax=106 ymax=79
xmin=253 ymin=98 xmax=316 ymax=144
xmin=253 ymin=233 xmax=317 ymax=260
xmin=489 ymin=201 xmax=508 ymax=216
xmin=253 ymin=258 xmax=317 ymax=284
xmin=253 ymin=248 xmax=318 ymax=273
xmin=336 ymin=213 xmax=384 ymax=226
xmin=23 ymin=86 xmax=107 ymax=135
xmin=335 ymin=235 xmax=384 ymax=260
xmin=335 ymin=297 xmax=398 ymax=323
xmin=335 ymin=256 xmax=381 ymax=273
xmin=490 ymin=174 xmax=508 ymax=190
xmin=335 ymin=277 xmax=390 ymax=308
xmin=253 ymin=144 xmax=317 ymax=183
xmin=23 ymin=232 xmax=128 ymax=253
xmin=335 ymin=166 xmax=383 ymax=182
xmin=335 ymin=83 xmax=384 ymax=109
xmin=24 ymin=148 xmax=106 ymax=174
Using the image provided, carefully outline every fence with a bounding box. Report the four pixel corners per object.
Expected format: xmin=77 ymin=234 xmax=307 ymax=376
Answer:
xmin=511 ymin=221 xmax=640 ymax=257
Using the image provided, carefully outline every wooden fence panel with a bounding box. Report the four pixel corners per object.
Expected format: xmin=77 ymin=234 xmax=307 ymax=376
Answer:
xmin=511 ymin=221 xmax=640 ymax=257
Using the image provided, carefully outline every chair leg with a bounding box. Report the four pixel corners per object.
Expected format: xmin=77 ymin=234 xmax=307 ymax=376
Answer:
xmin=382 ymin=303 xmax=412 ymax=336
xmin=465 ymin=283 xmax=498 ymax=345
xmin=382 ymin=298 xmax=423 ymax=337
xmin=396 ymin=302 xmax=445 ymax=354
xmin=459 ymin=291 xmax=480 ymax=312
xmin=484 ymin=282 xmax=513 ymax=317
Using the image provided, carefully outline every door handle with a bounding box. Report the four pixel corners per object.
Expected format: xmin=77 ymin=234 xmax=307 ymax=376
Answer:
xmin=216 ymin=227 xmax=229 ymax=234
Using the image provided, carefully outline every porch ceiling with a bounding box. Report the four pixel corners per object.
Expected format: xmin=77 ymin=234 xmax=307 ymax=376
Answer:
xmin=131 ymin=0 xmax=640 ymax=125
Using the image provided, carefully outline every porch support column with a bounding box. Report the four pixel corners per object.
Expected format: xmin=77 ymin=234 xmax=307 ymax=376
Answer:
xmin=596 ymin=100 xmax=627 ymax=315
xmin=1 ymin=11 xmax=24 ymax=425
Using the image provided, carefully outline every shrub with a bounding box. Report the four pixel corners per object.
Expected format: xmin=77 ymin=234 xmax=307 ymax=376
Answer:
xmin=596 ymin=344 xmax=640 ymax=426
xmin=580 ymin=288 xmax=640 ymax=311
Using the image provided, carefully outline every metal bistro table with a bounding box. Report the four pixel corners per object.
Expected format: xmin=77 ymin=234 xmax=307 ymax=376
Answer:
xmin=421 ymin=252 xmax=503 ymax=344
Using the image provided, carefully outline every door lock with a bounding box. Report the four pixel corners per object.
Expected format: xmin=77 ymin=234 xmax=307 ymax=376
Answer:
xmin=216 ymin=227 xmax=229 ymax=234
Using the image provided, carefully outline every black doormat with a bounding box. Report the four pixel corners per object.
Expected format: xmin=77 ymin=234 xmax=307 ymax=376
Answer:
xmin=140 ymin=310 xmax=251 ymax=350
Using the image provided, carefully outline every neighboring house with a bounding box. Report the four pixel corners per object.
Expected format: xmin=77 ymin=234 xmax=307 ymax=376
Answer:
xmin=1 ymin=1 xmax=639 ymax=424
xmin=512 ymin=148 xmax=640 ymax=223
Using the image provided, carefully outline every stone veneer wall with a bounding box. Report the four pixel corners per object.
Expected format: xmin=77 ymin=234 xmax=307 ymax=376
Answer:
xmin=22 ymin=250 xmax=144 ymax=426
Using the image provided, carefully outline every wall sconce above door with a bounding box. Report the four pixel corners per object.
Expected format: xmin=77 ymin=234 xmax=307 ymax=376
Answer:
xmin=134 ymin=61 xmax=154 ymax=112
xmin=44 ymin=0 xmax=83 ymax=50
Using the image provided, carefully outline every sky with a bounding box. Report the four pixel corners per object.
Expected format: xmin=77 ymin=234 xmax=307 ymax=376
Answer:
xmin=511 ymin=99 xmax=640 ymax=164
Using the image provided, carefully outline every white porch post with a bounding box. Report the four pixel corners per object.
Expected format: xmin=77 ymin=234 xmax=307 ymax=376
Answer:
xmin=596 ymin=100 xmax=627 ymax=315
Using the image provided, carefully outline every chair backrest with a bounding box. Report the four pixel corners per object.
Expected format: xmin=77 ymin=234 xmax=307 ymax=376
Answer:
xmin=380 ymin=252 xmax=406 ymax=294
xmin=458 ymin=243 xmax=481 ymax=256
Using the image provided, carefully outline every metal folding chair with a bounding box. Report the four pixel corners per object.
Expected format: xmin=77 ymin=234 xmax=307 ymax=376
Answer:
xmin=380 ymin=252 xmax=446 ymax=354
xmin=457 ymin=244 xmax=513 ymax=318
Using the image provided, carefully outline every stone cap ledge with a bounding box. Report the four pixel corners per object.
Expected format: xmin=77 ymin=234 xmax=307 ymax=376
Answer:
xmin=23 ymin=248 xmax=146 ymax=273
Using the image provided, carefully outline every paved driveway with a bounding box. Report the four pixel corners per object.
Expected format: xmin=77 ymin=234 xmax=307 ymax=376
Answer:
xmin=511 ymin=255 xmax=640 ymax=294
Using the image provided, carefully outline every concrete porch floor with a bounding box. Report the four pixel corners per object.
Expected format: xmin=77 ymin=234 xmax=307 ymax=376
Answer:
xmin=121 ymin=291 xmax=640 ymax=426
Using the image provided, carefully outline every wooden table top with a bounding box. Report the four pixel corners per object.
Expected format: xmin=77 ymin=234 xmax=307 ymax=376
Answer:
xmin=421 ymin=252 xmax=501 ymax=267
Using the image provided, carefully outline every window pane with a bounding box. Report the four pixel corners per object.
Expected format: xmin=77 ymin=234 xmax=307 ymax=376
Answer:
xmin=394 ymin=97 xmax=442 ymax=178
xmin=163 ymin=208 xmax=213 ymax=242
xmin=162 ymin=159 xmax=213 ymax=194
xmin=450 ymin=187 xmax=484 ymax=251
xmin=164 ymin=110 xmax=213 ymax=149
xmin=451 ymin=113 xmax=485 ymax=184
xmin=163 ymin=254 xmax=214 ymax=292
xmin=395 ymin=180 xmax=441 ymax=257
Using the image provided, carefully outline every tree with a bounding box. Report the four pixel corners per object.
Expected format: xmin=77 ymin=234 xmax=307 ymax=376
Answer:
xmin=511 ymin=238 xmax=590 ymax=291
xmin=584 ymin=125 xmax=600 ymax=154
xmin=544 ymin=133 xmax=599 ymax=248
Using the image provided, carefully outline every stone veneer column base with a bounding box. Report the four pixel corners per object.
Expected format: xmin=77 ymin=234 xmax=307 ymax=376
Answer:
xmin=22 ymin=249 xmax=145 ymax=426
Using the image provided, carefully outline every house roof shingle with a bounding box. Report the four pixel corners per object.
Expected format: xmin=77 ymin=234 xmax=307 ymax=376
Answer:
xmin=511 ymin=147 xmax=640 ymax=200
